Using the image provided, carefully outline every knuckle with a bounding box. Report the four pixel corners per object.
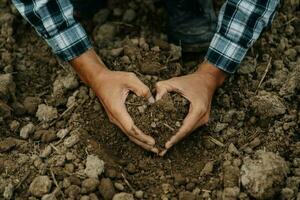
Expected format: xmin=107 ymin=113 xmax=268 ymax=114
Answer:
xmin=127 ymin=72 xmax=136 ymax=79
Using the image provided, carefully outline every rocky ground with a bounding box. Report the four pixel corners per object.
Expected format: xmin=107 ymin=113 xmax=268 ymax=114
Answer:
xmin=0 ymin=0 xmax=299 ymax=200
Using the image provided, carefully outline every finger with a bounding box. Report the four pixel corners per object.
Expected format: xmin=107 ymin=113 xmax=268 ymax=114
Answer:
xmin=155 ymin=81 xmax=172 ymax=101
xmin=126 ymin=74 xmax=154 ymax=102
xmin=128 ymin=135 xmax=159 ymax=154
xmin=165 ymin=106 xmax=205 ymax=149
xmin=159 ymin=149 xmax=168 ymax=157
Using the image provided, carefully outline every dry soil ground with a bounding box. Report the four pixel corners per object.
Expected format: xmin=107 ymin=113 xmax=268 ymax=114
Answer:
xmin=0 ymin=0 xmax=299 ymax=200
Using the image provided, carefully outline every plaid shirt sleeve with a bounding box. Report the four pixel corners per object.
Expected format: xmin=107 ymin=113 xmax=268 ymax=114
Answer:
xmin=11 ymin=0 xmax=92 ymax=61
xmin=206 ymin=0 xmax=280 ymax=73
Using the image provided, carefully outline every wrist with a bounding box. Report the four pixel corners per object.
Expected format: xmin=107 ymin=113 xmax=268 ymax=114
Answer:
xmin=70 ymin=49 xmax=110 ymax=86
xmin=195 ymin=60 xmax=227 ymax=87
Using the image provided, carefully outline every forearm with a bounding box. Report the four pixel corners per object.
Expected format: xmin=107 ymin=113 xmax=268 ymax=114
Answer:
xmin=12 ymin=0 xmax=92 ymax=61
xmin=205 ymin=0 xmax=280 ymax=73
xmin=70 ymin=49 xmax=108 ymax=86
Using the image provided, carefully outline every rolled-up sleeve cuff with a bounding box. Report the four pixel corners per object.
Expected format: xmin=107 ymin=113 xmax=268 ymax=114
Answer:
xmin=45 ymin=23 xmax=92 ymax=61
xmin=205 ymin=33 xmax=248 ymax=74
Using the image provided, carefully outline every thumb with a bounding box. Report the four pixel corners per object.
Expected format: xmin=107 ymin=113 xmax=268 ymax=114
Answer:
xmin=155 ymin=81 xmax=173 ymax=101
xmin=128 ymin=78 xmax=154 ymax=103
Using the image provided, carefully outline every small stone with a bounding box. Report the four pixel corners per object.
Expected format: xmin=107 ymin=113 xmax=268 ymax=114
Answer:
xmin=49 ymin=155 xmax=65 ymax=167
xmin=93 ymin=8 xmax=110 ymax=25
xmin=150 ymin=122 xmax=156 ymax=128
xmin=113 ymin=8 xmax=123 ymax=17
xmin=200 ymin=161 xmax=214 ymax=176
xmin=174 ymin=173 xmax=186 ymax=186
xmin=89 ymin=193 xmax=99 ymax=200
xmin=126 ymin=163 xmax=136 ymax=174
xmin=40 ymin=145 xmax=52 ymax=158
xmin=137 ymin=106 xmax=145 ymax=114
xmin=65 ymin=163 xmax=75 ymax=173
xmin=178 ymin=191 xmax=196 ymax=200
xmin=186 ymin=183 xmax=196 ymax=191
xmin=3 ymin=183 xmax=14 ymax=200
xmin=65 ymin=185 xmax=81 ymax=199
xmin=120 ymin=56 xmax=130 ymax=64
xmin=281 ymin=187 xmax=294 ymax=200
xmin=110 ymin=48 xmax=124 ymax=57
xmin=140 ymin=61 xmax=164 ymax=75
xmin=11 ymin=101 xmax=26 ymax=116
xmin=93 ymin=23 xmax=116 ymax=43
xmin=105 ymin=168 xmax=117 ymax=179
xmin=284 ymin=48 xmax=297 ymax=61
xmin=85 ymin=155 xmax=105 ymax=178
xmin=41 ymin=130 xmax=57 ymax=143
xmin=135 ymin=190 xmax=144 ymax=199
xmin=0 ymin=137 xmax=16 ymax=153
xmin=114 ymin=183 xmax=125 ymax=191
xmin=36 ymin=104 xmax=58 ymax=122
xmin=228 ymin=143 xmax=240 ymax=156
xmin=80 ymin=196 xmax=90 ymax=200
xmin=241 ymin=151 xmax=289 ymax=199
xmin=57 ymin=128 xmax=69 ymax=139
xmin=99 ymin=178 xmax=116 ymax=200
xmin=9 ymin=120 xmax=20 ymax=132
xmin=66 ymin=152 xmax=76 ymax=161
xmin=250 ymin=91 xmax=286 ymax=118
xmin=222 ymin=187 xmax=240 ymax=199
xmin=112 ymin=193 xmax=134 ymax=200
xmin=82 ymin=178 xmax=100 ymax=193
xmin=23 ymin=97 xmax=41 ymax=114
xmin=20 ymin=123 xmax=35 ymax=139
xmin=41 ymin=193 xmax=57 ymax=200
xmin=0 ymin=101 xmax=11 ymax=119
xmin=29 ymin=176 xmax=52 ymax=197
xmin=122 ymin=9 xmax=136 ymax=22
xmin=0 ymin=73 xmax=15 ymax=101
xmin=64 ymin=134 xmax=80 ymax=148
xmin=214 ymin=123 xmax=228 ymax=132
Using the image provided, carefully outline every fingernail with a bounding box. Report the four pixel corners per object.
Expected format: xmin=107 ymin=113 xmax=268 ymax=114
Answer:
xmin=148 ymin=96 xmax=155 ymax=104
xmin=159 ymin=149 xmax=168 ymax=156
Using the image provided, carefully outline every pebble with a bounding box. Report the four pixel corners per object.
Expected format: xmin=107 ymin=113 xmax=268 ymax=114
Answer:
xmin=40 ymin=145 xmax=52 ymax=158
xmin=65 ymin=163 xmax=75 ymax=173
xmin=241 ymin=150 xmax=289 ymax=199
xmin=200 ymin=161 xmax=214 ymax=176
xmin=57 ymin=128 xmax=69 ymax=139
xmin=112 ymin=192 xmax=134 ymax=200
xmin=64 ymin=134 xmax=80 ymax=148
xmin=281 ymin=187 xmax=294 ymax=200
xmin=41 ymin=130 xmax=57 ymax=143
xmin=29 ymin=176 xmax=52 ymax=197
xmin=186 ymin=183 xmax=196 ymax=191
xmin=174 ymin=173 xmax=186 ymax=186
xmin=3 ymin=183 xmax=14 ymax=200
xmin=89 ymin=193 xmax=99 ymax=200
xmin=9 ymin=120 xmax=20 ymax=132
xmin=93 ymin=8 xmax=110 ymax=25
xmin=93 ymin=23 xmax=116 ymax=43
xmin=82 ymin=178 xmax=100 ymax=193
xmin=36 ymin=104 xmax=58 ymax=122
xmin=114 ymin=182 xmax=125 ymax=191
xmin=66 ymin=152 xmax=76 ymax=161
xmin=23 ymin=96 xmax=41 ymax=114
xmin=178 ymin=191 xmax=196 ymax=200
xmin=80 ymin=196 xmax=90 ymax=200
xmin=0 ymin=137 xmax=16 ymax=153
xmin=65 ymin=185 xmax=81 ymax=199
xmin=228 ymin=143 xmax=240 ymax=156
xmin=135 ymin=190 xmax=144 ymax=199
xmin=85 ymin=155 xmax=105 ymax=178
xmin=122 ymin=9 xmax=136 ymax=22
xmin=49 ymin=155 xmax=65 ymax=167
xmin=126 ymin=163 xmax=137 ymax=174
xmin=0 ymin=73 xmax=15 ymax=101
xmin=20 ymin=123 xmax=35 ymax=139
xmin=98 ymin=178 xmax=116 ymax=200
xmin=214 ymin=123 xmax=228 ymax=132
xmin=110 ymin=48 xmax=124 ymax=57
xmin=222 ymin=187 xmax=240 ymax=199
xmin=41 ymin=193 xmax=57 ymax=200
xmin=0 ymin=101 xmax=11 ymax=119
xmin=120 ymin=56 xmax=130 ymax=64
xmin=105 ymin=168 xmax=117 ymax=179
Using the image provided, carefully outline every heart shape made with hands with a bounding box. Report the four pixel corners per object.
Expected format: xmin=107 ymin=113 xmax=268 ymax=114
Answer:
xmin=126 ymin=92 xmax=189 ymax=151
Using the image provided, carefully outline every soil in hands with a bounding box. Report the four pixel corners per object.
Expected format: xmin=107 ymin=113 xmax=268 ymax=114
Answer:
xmin=127 ymin=92 xmax=189 ymax=151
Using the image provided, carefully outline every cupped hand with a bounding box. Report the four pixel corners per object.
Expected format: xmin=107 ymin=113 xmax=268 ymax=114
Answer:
xmin=90 ymin=69 xmax=158 ymax=153
xmin=155 ymin=61 xmax=227 ymax=156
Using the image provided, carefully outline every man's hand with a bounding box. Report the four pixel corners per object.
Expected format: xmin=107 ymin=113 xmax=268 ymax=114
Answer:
xmin=155 ymin=61 xmax=227 ymax=156
xmin=70 ymin=49 xmax=158 ymax=153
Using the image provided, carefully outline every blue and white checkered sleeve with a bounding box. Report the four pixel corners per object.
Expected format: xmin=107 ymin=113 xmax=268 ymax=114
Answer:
xmin=11 ymin=0 xmax=92 ymax=61
xmin=205 ymin=0 xmax=280 ymax=73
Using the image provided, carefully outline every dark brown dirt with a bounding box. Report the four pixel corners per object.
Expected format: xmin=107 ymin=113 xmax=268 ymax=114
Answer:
xmin=127 ymin=93 xmax=189 ymax=150
xmin=0 ymin=0 xmax=299 ymax=200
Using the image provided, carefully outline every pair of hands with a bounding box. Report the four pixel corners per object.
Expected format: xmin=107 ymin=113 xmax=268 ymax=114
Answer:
xmin=71 ymin=50 xmax=226 ymax=156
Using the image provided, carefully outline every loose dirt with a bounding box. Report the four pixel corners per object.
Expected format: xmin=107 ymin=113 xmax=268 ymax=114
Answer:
xmin=0 ymin=0 xmax=299 ymax=200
